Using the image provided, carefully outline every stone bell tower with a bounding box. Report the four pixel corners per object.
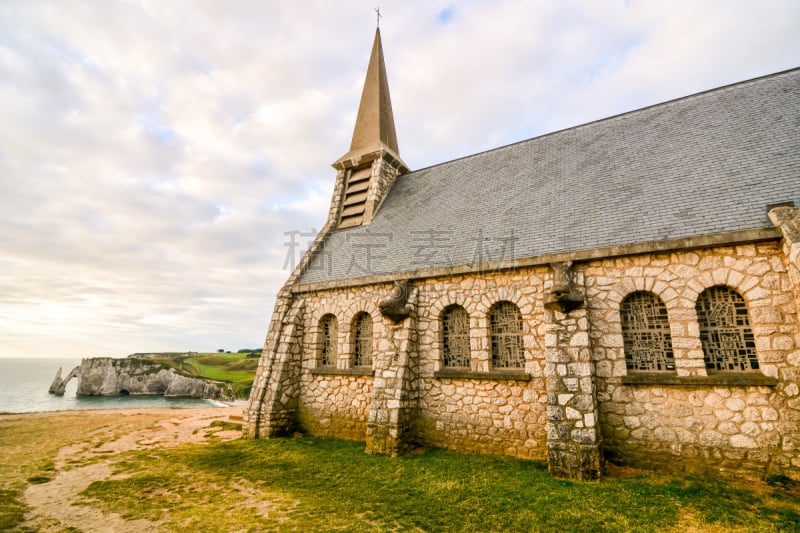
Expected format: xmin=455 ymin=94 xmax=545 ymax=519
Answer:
xmin=244 ymin=26 xmax=409 ymax=441
xmin=330 ymin=28 xmax=409 ymax=229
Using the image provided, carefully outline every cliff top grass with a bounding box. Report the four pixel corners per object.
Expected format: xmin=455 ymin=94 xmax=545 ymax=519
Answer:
xmin=128 ymin=351 xmax=259 ymax=398
xmin=2 ymin=408 xmax=798 ymax=532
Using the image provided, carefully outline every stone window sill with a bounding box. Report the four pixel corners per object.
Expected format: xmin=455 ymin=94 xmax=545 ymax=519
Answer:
xmin=621 ymin=372 xmax=778 ymax=387
xmin=434 ymin=368 xmax=531 ymax=381
xmin=310 ymin=367 xmax=374 ymax=377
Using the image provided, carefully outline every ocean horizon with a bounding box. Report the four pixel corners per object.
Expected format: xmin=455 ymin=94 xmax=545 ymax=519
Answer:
xmin=0 ymin=357 xmax=225 ymax=413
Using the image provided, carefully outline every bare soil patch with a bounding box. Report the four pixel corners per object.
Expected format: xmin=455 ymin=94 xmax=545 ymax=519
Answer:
xmin=19 ymin=405 xmax=244 ymax=532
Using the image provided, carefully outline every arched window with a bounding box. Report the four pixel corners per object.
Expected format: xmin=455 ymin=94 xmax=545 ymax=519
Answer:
xmin=620 ymin=292 xmax=675 ymax=371
xmin=489 ymin=301 xmax=524 ymax=369
xmin=318 ymin=314 xmax=337 ymax=366
xmin=696 ymin=286 xmax=759 ymax=371
xmin=352 ymin=312 xmax=373 ymax=367
xmin=441 ymin=305 xmax=471 ymax=368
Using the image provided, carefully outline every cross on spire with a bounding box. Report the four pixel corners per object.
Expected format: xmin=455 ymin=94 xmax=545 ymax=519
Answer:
xmin=375 ymin=7 xmax=381 ymax=28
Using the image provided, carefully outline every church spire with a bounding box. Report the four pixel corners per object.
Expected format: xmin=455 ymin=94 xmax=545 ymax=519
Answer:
xmin=334 ymin=27 xmax=404 ymax=168
xmin=331 ymin=26 xmax=408 ymax=229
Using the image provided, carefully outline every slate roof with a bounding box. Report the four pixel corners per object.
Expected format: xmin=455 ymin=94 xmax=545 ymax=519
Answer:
xmin=299 ymin=68 xmax=800 ymax=287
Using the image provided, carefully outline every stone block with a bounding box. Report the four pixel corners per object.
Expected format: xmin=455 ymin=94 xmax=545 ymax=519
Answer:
xmin=730 ymin=434 xmax=757 ymax=449
xmin=558 ymin=393 xmax=574 ymax=405
xmin=571 ymin=428 xmax=599 ymax=446
xmin=725 ymin=398 xmax=746 ymax=412
xmin=699 ymin=430 xmax=726 ymax=447
xmin=569 ymin=332 xmax=589 ymax=347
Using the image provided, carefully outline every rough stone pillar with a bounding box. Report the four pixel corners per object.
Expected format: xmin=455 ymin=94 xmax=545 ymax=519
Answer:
xmin=544 ymin=267 xmax=602 ymax=480
xmin=769 ymin=205 xmax=800 ymax=407
xmin=243 ymin=298 xmax=305 ymax=438
xmin=365 ymin=288 xmax=419 ymax=456
xmin=770 ymin=206 xmax=800 ymax=272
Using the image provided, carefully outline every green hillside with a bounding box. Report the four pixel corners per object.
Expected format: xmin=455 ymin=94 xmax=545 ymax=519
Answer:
xmin=127 ymin=351 xmax=260 ymax=399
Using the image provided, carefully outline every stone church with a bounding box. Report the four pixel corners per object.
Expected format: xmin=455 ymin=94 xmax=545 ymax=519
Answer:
xmin=244 ymin=28 xmax=800 ymax=481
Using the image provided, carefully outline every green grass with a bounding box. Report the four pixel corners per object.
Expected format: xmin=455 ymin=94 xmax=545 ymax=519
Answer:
xmin=131 ymin=352 xmax=259 ymax=399
xmin=208 ymin=419 xmax=243 ymax=432
xmin=82 ymin=437 xmax=800 ymax=532
xmin=4 ymin=411 xmax=798 ymax=532
xmin=183 ymin=354 xmax=258 ymax=382
xmin=182 ymin=353 xmax=258 ymax=398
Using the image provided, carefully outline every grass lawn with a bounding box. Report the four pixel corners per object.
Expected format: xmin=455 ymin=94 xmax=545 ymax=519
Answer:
xmin=182 ymin=353 xmax=258 ymax=382
xmin=85 ymin=439 xmax=800 ymax=532
xmin=183 ymin=353 xmax=258 ymax=398
xmin=3 ymin=410 xmax=798 ymax=532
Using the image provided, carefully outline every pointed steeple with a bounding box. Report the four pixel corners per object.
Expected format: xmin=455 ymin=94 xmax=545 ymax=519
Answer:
xmin=329 ymin=27 xmax=408 ymax=229
xmin=334 ymin=28 xmax=406 ymax=169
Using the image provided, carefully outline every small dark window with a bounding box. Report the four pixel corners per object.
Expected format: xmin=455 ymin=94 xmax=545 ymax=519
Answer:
xmin=489 ymin=302 xmax=524 ymax=369
xmin=353 ymin=312 xmax=373 ymax=367
xmin=318 ymin=314 xmax=337 ymax=366
xmin=442 ymin=305 xmax=471 ymax=368
xmin=620 ymin=292 xmax=675 ymax=371
xmin=696 ymin=286 xmax=759 ymax=371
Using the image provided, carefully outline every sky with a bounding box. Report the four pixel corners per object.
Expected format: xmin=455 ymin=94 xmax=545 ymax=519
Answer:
xmin=1 ymin=1 xmax=798 ymax=359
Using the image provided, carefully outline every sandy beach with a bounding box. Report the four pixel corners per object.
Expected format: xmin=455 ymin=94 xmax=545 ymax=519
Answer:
xmin=2 ymin=404 xmax=246 ymax=532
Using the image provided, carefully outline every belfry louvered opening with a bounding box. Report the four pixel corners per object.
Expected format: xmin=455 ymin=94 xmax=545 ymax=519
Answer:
xmin=339 ymin=165 xmax=372 ymax=228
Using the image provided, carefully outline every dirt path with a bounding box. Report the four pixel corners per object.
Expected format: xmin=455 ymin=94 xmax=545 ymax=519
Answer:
xmin=22 ymin=405 xmax=245 ymax=532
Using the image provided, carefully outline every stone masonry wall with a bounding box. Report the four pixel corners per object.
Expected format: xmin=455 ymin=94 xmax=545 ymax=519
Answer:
xmin=296 ymin=270 xmax=551 ymax=459
xmin=296 ymin=286 xmax=385 ymax=440
xmin=585 ymin=242 xmax=800 ymax=479
xmin=296 ymin=374 xmax=373 ymax=440
xmin=286 ymin=240 xmax=798 ymax=479
xmin=413 ymin=271 xmax=549 ymax=459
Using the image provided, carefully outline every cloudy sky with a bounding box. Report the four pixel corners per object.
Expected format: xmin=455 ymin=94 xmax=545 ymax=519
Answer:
xmin=1 ymin=1 xmax=798 ymax=359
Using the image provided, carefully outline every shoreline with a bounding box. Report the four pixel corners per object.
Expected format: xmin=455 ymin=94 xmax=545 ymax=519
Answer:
xmin=0 ymin=400 xmax=248 ymax=418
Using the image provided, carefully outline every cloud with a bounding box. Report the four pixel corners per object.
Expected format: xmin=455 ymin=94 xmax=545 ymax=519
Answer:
xmin=0 ymin=0 xmax=798 ymax=357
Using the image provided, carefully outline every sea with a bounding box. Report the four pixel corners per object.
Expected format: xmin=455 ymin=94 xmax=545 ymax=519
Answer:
xmin=0 ymin=357 xmax=227 ymax=414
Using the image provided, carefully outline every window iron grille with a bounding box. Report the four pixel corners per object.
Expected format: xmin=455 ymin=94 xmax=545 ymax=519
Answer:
xmin=442 ymin=305 xmax=470 ymax=367
xmin=353 ymin=313 xmax=373 ymax=367
xmin=489 ymin=302 xmax=524 ymax=369
xmin=696 ymin=286 xmax=759 ymax=371
xmin=620 ymin=292 xmax=675 ymax=371
xmin=319 ymin=315 xmax=337 ymax=366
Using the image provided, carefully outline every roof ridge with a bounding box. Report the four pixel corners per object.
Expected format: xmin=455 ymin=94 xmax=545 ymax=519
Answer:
xmin=404 ymin=66 xmax=800 ymax=176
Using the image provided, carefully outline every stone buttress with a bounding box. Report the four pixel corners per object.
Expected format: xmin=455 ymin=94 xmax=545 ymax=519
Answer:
xmin=770 ymin=205 xmax=800 ymax=424
xmin=543 ymin=262 xmax=602 ymax=480
xmin=366 ymin=284 xmax=420 ymax=455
